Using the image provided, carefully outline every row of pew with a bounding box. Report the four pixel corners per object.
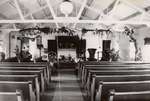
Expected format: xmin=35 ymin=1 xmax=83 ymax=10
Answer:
xmin=78 ymin=61 xmax=150 ymax=101
xmin=0 ymin=62 xmax=51 ymax=101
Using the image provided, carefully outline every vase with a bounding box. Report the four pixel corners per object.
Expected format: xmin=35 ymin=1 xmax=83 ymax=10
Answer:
xmin=87 ymin=48 xmax=97 ymax=61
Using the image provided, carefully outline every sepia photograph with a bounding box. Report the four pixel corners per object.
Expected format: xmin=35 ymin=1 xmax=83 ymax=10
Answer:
xmin=0 ymin=0 xmax=150 ymax=101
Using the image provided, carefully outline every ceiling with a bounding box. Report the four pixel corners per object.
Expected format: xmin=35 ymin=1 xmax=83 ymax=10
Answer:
xmin=0 ymin=0 xmax=150 ymax=30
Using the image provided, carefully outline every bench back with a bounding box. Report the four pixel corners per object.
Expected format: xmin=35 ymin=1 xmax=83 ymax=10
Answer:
xmin=90 ymin=70 xmax=150 ymax=75
xmin=88 ymin=70 xmax=150 ymax=84
xmin=0 ymin=81 xmax=32 ymax=101
xmin=82 ymin=61 xmax=150 ymax=65
xmin=0 ymin=67 xmax=46 ymax=80
xmin=91 ymin=75 xmax=150 ymax=101
xmin=94 ymin=75 xmax=150 ymax=89
xmin=0 ymin=75 xmax=38 ymax=92
xmin=0 ymin=66 xmax=48 ymax=82
xmin=0 ymin=66 xmax=45 ymax=70
xmin=0 ymin=62 xmax=48 ymax=66
xmin=99 ymin=81 xmax=150 ymax=101
xmin=82 ymin=65 xmax=150 ymax=80
xmin=86 ymin=70 xmax=150 ymax=90
xmin=85 ymin=65 xmax=150 ymax=70
xmin=0 ymin=90 xmax=23 ymax=101
xmin=0 ymin=70 xmax=41 ymax=75
xmin=82 ymin=66 xmax=150 ymax=85
xmin=108 ymin=90 xmax=150 ymax=101
xmin=79 ymin=61 xmax=150 ymax=75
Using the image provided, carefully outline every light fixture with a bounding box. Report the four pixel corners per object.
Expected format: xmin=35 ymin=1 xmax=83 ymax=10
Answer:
xmin=60 ymin=0 xmax=74 ymax=16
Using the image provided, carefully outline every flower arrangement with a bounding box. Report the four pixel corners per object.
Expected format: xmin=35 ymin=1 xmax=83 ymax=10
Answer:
xmin=109 ymin=48 xmax=119 ymax=61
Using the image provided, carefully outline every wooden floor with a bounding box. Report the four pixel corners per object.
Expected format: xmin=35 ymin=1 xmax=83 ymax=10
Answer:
xmin=41 ymin=69 xmax=86 ymax=101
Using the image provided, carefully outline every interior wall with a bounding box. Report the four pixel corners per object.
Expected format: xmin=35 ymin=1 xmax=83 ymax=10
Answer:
xmin=135 ymin=27 xmax=150 ymax=47
xmin=0 ymin=30 xmax=10 ymax=58
xmin=29 ymin=31 xmax=126 ymax=61
xmin=1 ymin=26 xmax=150 ymax=62
xmin=28 ymin=27 xmax=150 ymax=62
xmin=10 ymin=31 xmax=21 ymax=57
xmin=0 ymin=29 xmax=21 ymax=59
xmin=118 ymin=32 xmax=131 ymax=61
xmin=135 ymin=27 xmax=150 ymax=61
xmin=82 ymin=32 xmax=101 ymax=59
xmin=29 ymin=39 xmax=39 ymax=60
xmin=40 ymin=32 xmax=102 ymax=60
xmin=0 ymin=29 xmax=127 ymax=61
xmin=115 ymin=26 xmax=150 ymax=61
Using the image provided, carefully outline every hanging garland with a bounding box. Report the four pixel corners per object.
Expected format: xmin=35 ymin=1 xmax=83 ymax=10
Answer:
xmin=19 ymin=26 xmax=112 ymax=36
xmin=19 ymin=26 xmax=76 ymax=36
xmin=123 ymin=26 xmax=142 ymax=61
xmin=18 ymin=26 xmax=113 ymax=42
xmin=81 ymin=28 xmax=112 ymax=36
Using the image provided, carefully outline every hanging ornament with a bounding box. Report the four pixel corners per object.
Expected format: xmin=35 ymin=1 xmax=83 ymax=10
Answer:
xmin=60 ymin=0 xmax=74 ymax=16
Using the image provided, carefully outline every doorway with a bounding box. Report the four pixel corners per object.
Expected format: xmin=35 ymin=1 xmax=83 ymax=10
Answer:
xmin=101 ymin=40 xmax=111 ymax=61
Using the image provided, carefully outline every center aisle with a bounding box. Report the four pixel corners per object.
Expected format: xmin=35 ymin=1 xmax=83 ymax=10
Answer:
xmin=41 ymin=69 xmax=86 ymax=101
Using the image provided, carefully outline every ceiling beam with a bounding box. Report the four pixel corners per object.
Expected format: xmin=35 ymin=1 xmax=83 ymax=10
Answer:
xmin=103 ymin=0 xmax=118 ymax=14
xmin=0 ymin=13 xmax=8 ymax=19
xmin=14 ymin=0 xmax=24 ymax=20
xmin=95 ymin=0 xmax=120 ymax=27
xmin=145 ymin=6 xmax=150 ymax=11
xmin=45 ymin=0 xmax=56 ymax=19
xmin=77 ymin=0 xmax=88 ymax=19
xmin=120 ymin=5 xmax=150 ymax=21
xmin=121 ymin=0 xmax=150 ymax=17
xmin=139 ymin=12 xmax=145 ymax=23
xmin=30 ymin=14 xmax=37 ymax=26
xmin=0 ymin=19 xmax=149 ymax=25
xmin=45 ymin=0 xmax=59 ymax=27
xmin=95 ymin=0 xmax=120 ymax=21
xmin=72 ymin=0 xmax=102 ymax=15
xmin=73 ymin=0 xmax=88 ymax=28
xmin=107 ymin=0 xmax=120 ymax=16
xmin=0 ymin=0 xmax=10 ymax=6
xmin=86 ymin=0 xmax=93 ymax=6
xmin=120 ymin=12 xmax=141 ymax=20
xmin=24 ymin=5 xmax=47 ymax=18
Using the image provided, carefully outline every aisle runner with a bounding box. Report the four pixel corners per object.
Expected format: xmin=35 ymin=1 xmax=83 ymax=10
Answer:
xmin=41 ymin=69 xmax=84 ymax=101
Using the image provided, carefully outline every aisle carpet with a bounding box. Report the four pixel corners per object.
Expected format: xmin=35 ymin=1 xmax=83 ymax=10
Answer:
xmin=41 ymin=69 xmax=86 ymax=101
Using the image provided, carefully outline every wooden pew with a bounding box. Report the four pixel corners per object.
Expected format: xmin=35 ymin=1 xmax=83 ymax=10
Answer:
xmin=0 ymin=67 xmax=46 ymax=88
xmin=0 ymin=75 xmax=39 ymax=101
xmin=78 ymin=61 xmax=150 ymax=77
xmin=0 ymin=70 xmax=44 ymax=92
xmin=89 ymin=74 xmax=150 ymax=101
xmin=95 ymin=81 xmax=150 ymax=101
xmin=79 ymin=62 xmax=150 ymax=101
xmin=0 ymin=62 xmax=50 ymax=83
xmin=0 ymin=62 xmax=50 ymax=78
xmin=79 ymin=61 xmax=150 ymax=70
xmin=91 ymin=75 xmax=150 ymax=101
xmin=0 ymin=90 xmax=23 ymax=101
xmin=108 ymin=90 xmax=150 ymax=101
xmin=80 ymin=62 xmax=150 ymax=77
xmin=86 ymin=70 xmax=150 ymax=89
xmin=0 ymin=81 xmax=35 ymax=101
xmin=82 ymin=65 xmax=150 ymax=85
xmin=0 ymin=66 xmax=48 ymax=83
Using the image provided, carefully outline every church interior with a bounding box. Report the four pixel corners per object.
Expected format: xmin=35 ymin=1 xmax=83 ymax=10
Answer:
xmin=0 ymin=0 xmax=150 ymax=101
